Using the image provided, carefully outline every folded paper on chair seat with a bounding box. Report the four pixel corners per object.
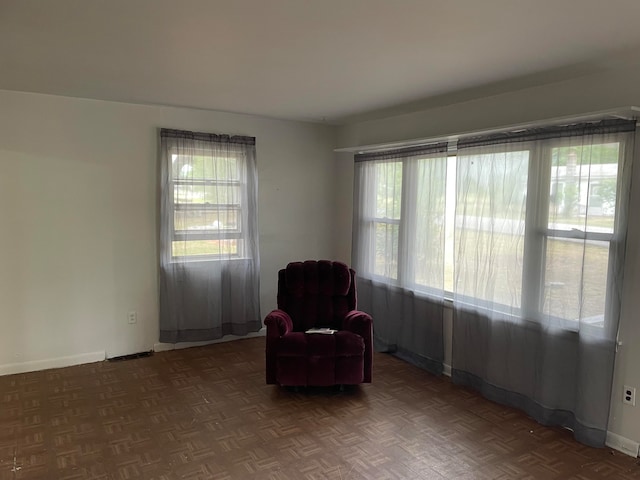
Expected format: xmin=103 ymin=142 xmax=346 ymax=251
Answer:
xmin=305 ymin=328 xmax=337 ymax=334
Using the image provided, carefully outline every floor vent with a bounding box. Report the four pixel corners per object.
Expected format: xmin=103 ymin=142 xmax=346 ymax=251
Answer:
xmin=107 ymin=351 xmax=153 ymax=362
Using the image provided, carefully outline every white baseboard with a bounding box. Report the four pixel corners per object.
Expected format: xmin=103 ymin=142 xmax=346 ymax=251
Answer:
xmin=606 ymin=431 xmax=639 ymax=457
xmin=0 ymin=351 xmax=106 ymax=376
xmin=443 ymin=363 xmax=452 ymax=377
xmin=154 ymin=328 xmax=266 ymax=352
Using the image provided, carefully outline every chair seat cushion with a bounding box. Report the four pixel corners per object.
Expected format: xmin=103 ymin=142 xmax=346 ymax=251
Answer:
xmin=277 ymin=332 xmax=307 ymax=357
xmin=277 ymin=331 xmax=364 ymax=358
xmin=275 ymin=330 xmax=365 ymax=386
xmin=335 ymin=331 xmax=365 ymax=357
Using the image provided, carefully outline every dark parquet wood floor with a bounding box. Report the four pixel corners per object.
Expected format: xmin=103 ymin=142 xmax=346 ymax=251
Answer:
xmin=1 ymin=337 xmax=640 ymax=479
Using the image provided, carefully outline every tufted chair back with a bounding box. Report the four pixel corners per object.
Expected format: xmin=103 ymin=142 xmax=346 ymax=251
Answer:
xmin=276 ymin=260 xmax=356 ymax=332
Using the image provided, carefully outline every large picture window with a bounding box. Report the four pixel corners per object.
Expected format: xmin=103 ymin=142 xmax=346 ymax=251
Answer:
xmin=353 ymin=118 xmax=636 ymax=447
xmin=354 ymin=121 xmax=635 ymax=332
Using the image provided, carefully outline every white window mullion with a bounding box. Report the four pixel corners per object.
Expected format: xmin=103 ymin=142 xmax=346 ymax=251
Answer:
xmin=521 ymin=143 xmax=546 ymax=319
xmin=444 ymin=155 xmax=457 ymax=294
xmin=398 ymin=158 xmax=417 ymax=288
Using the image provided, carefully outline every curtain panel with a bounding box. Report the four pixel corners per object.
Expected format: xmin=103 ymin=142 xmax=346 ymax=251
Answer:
xmin=352 ymin=143 xmax=448 ymax=375
xmin=452 ymin=119 xmax=636 ymax=446
xmin=158 ymin=128 xmax=261 ymax=343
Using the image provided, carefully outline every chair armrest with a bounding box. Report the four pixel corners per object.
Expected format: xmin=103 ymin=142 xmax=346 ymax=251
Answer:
xmin=264 ymin=309 xmax=293 ymax=385
xmin=343 ymin=310 xmax=373 ymax=383
xmin=343 ymin=310 xmax=372 ymax=335
xmin=264 ymin=309 xmax=293 ymax=337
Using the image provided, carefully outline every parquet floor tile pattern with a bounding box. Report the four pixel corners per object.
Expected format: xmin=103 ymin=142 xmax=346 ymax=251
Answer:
xmin=1 ymin=338 xmax=639 ymax=479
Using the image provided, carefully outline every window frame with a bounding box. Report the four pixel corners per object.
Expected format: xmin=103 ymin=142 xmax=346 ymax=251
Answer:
xmin=354 ymin=131 xmax=630 ymax=332
xmin=167 ymin=148 xmax=247 ymax=262
xmin=529 ymin=137 xmax=622 ymax=330
xmin=363 ymin=159 xmax=404 ymax=283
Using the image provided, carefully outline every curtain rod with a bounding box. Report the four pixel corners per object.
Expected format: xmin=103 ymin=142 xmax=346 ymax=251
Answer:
xmin=335 ymin=106 xmax=640 ymax=155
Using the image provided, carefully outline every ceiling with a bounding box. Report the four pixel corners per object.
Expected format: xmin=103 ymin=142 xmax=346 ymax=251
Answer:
xmin=2 ymin=0 xmax=640 ymax=124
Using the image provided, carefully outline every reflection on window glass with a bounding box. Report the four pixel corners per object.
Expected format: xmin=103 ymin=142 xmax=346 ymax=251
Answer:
xmin=174 ymin=209 xmax=239 ymax=232
xmin=549 ymin=143 xmax=619 ymax=234
xmin=413 ymin=157 xmax=447 ymax=291
xmin=454 ymin=151 xmax=529 ymax=308
xmin=375 ymin=162 xmax=402 ymax=219
xmin=173 ymin=185 xmax=240 ymax=205
xmin=172 ymin=239 xmax=239 ymax=257
xmin=374 ymin=223 xmax=399 ymax=280
xmin=543 ymin=238 xmax=609 ymax=325
xmin=172 ymin=155 xmax=239 ymax=181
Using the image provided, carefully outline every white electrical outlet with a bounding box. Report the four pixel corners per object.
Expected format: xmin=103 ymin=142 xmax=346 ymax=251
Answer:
xmin=623 ymin=385 xmax=636 ymax=406
xmin=127 ymin=311 xmax=137 ymax=324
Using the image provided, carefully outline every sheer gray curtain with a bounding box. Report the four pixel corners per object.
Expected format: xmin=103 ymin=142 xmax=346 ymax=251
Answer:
xmin=352 ymin=145 xmax=447 ymax=374
xmin=159 ymin=129 xmax=261 ymax=343
xmin=452 ymin=119 xmax=636 ymax=446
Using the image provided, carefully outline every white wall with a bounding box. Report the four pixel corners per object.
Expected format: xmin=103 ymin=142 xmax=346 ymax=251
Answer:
xmin=0 ymin=90 xmax=339 ymax=369
xmin=336 ymin=62 xmax=640 ymax=450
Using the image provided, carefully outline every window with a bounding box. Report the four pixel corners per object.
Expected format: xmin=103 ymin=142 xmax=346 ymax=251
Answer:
xmin=170 ymin=152 xmax=244 ymax=258
xmin=540 ymin=141 xmax=622 ymax=326
xmin=160 ymin=129 xmax=257 ymax=262
xmin=454 ymin=147 xmax=529 ymax=311
xmin=353 ymin=120 xmax=635 ymax=330
xmin=158 ymin=128 xmax=260 ymax=343
xmin=353 ymin=144 xmax=448 ymax=292
xmin=371 ymin=161 xmax=402 ymax=279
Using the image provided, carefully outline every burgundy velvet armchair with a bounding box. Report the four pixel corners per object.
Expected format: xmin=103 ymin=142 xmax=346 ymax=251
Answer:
xmin=265 ymin=260 xmax=373 ymax=386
